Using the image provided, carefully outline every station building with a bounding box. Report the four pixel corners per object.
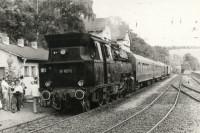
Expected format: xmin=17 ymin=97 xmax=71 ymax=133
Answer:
xmin=0 ymin=33 xmax=48 ymax=98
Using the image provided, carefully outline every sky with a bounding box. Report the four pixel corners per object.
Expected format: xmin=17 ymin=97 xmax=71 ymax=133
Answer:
xmin=93 ymin=0 xmax=200 ymax=47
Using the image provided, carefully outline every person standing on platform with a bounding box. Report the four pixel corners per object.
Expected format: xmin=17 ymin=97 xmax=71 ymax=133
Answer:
xmin=1 ymin=77 xmax=10 ymax=111
xmin=19 ymin=76 xmax=26 ymax=107
xmin=0 ymin=82 xmax=3 ymax=110
xmin=14 ymin=79 xmax=23 ymax=111
xmin=31 ymin=77 xmax=40 ymax=113
xmin=10 ymin=81 xmax=17 ymax=113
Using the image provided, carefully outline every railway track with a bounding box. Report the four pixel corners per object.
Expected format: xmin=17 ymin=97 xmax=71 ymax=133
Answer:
xmin=0 ymin=112 xmax=55 ymax=133
xmin=179 ymin=83 xmax=200 ymax=102
xmin=191 ymin=75 xmax=200 ymax=85
xmin=0 ymin=76 xmax=179 ymax=133
xmin=0 ymin=112 xmax=71 ymax=133
xmin=102 ymin=77 xmax=181 ymax=133
xmin=0 ymin=87 xmax=142 ymax=133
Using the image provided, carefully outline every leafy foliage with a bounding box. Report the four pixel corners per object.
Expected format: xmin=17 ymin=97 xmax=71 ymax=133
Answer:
xmin=0 ymin=0 xmax=94 ymax=47
xmin=130 ymin=32 xmax=169 ymax=64
xmin=183 ymin=53 xmax=200 ymax=71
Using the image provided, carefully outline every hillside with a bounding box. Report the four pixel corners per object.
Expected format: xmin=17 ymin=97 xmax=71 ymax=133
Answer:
xmin=169 ymin=48 xmax=200 ymax=62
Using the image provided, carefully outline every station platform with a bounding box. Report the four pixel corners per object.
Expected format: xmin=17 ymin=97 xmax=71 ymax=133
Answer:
xmin=0 ymin=102 xmax=54 ymax=130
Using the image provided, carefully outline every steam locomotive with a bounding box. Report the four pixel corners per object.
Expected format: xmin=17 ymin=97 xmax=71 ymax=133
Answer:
xmin=39 ymin=33 xmax=170 ymax=112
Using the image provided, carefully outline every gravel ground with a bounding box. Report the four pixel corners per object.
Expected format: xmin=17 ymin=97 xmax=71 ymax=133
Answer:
xmin=152 ymin=93 xmax=200 ymax=133
xmin=181 ymin=76 xmax=200 ymax=100
xmin=186 ymin=76 xmax=200 ymax=91
xmin=181 ymin=85 xmax=200 ymax=99
xmin=35 ymin=76 xmax=179 ymax=133
xmin=0 ymin=75 xmax=178 ymax=133
xmin=0 ymin=103 xmax=55 ymax=130
xmin=109 ymin=86 xmax=178 ymax=133
xmin=151 ymin=75 xmax=200 ymax=133
xmin=0 ymin=113 xmax=71 ymax=133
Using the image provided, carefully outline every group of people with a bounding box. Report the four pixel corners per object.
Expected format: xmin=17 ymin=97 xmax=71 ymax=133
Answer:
xmin=0 ymin=76 xmax=26 ymax=113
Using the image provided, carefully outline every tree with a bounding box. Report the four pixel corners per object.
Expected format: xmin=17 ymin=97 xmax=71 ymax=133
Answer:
xmin=183 ymin=53 xmax=200 ymax=71
xmin=129 ymin=32 xmax=169 ymax=64
xmin=0 ymin=0 xmax=94 ymax=47
xmin=130 ymin=32 xmax=155 ymax=59
xmin=153 ymin=46 xmax=169 ymax=64
xmin=0 ymin=0 xmax=36 ymax=42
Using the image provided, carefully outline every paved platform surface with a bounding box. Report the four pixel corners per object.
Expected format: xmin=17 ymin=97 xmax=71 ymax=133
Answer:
xmin=0 ymin=102 xmax=54 ymax=130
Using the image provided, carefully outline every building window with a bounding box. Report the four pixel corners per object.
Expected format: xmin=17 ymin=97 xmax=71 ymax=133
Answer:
xmin=31 ymin=66 xmax=37 ymax=77
xmin=24 ymin=66 xmax=29 ymax=77
xmin=40 ymin=68 xmax=46 ymax=73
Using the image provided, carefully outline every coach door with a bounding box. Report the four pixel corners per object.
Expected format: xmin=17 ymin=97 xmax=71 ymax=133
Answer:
xmin=100 ymin=43 xmax=113 ymax=84
xmin=0 ymin=67 xmax=5 ymax=79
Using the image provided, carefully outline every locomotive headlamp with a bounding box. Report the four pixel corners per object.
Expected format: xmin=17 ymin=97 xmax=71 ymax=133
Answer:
xmin=77 ymin=80 xmax=84 ymax=87
xmin=60 ymin=49 xmax=66 ymax=55
xmin=41 ymin=90 xmax=51 ymax=101
xmin=45 ymin=81 xmax=51 ymax=87
xmin=75 ymin=89 xmax=85 ymax=100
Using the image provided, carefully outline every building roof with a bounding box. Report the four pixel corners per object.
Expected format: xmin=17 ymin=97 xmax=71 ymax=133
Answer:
xmin=85 ymin=18 xmax=107 ymax=32
xmin=115 ymin=29 xmax=128 ymax=40
xmin=0 ymin=43 xmax=48 ymax=61
xmin=132 ymin=53 xmax=155 ymax=64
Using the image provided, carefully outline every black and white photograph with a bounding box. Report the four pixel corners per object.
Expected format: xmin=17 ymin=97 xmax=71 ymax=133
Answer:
xmin=0 ymin=0 xmax=200 ymax=132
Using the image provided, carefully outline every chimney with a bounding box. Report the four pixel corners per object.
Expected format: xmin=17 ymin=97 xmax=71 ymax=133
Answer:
xmin=31 ymin=41 xmax=38 ymax=49
xmin=17 ymin=38 xmax=24 ymax=47
xmin=0 ymin=33 xmax=9 ymax=45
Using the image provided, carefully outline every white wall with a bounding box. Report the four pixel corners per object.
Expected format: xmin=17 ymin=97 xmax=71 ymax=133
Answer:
xmin=0 ymin=49 xmax=40 ymax=97
xmin=0 ymin=50 xmax=21 ymax=76
xmin=22 ymin=63 xmax=39 ymax=96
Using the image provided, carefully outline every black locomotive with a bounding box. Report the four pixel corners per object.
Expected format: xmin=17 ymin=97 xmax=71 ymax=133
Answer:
xmin=39 ymin=33 xmax=170 ymax=112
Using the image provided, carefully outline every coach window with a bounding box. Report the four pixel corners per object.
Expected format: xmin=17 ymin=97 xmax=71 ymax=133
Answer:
xmin=142 ymin=64 xmax=144 ymax=72
xmin=31 ymin=66 xmax=37 ymax=77
xmin=137 ymin=63 xmax=140 ymax=72
xmin=24 ymin=66 xmax=30 ymax=77
xmin=142 ymin=63 xmax=144 ymax=72
xmin=40 ymin=68 xmax=46 ymax=73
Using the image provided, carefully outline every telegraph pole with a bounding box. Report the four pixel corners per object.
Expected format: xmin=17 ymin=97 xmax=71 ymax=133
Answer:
xmin=33 ymin=0 xmax=39 ymax=114
xmin=36 ymin=0 xmax=39 ymax=42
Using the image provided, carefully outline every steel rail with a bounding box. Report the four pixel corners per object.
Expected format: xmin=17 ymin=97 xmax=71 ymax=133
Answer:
xmin=182 ymin=83 xmax=200 ymax=94
xmin=1 ymin=76 xmax=179 ymax=133
xmin=28 ymin=84 xmax=155 ymax=133
xmin=0 ymin=80 xmax=153 ymax=133
xmin=175 ymin=84 xmax=200 ymax=103
xmin=146 ymin=81 xmax=181 ymax=133
xmin=0 ymin=112 xmax=57 ymax=133
xmin=27 ymin=77 xmax=179 ymax=133
xmin=101 ymin=79 xmax=179 ymax=133
xmin=191 ymin=76 xmax=200 ymax=85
